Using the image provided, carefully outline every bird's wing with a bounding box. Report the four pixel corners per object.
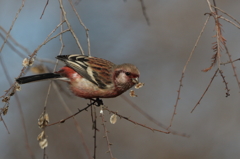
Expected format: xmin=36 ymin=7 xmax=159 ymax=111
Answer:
xmin=56 ymin=55 xmax=115 ymax=89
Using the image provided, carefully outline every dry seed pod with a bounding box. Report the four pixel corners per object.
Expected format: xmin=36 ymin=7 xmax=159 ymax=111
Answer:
xmin=38 ymin=113 xmax=49 ymax=128
xmin=129 ymin=90 xmax=137 ymax=97
xmin=37 ymin=131 xmax=45 ymax=141
xmin=135 ymin=82 xmax=144 ymax=89
xmin=110 ymin=114 xmax=117 ymax=124
xmin=2 ymin=106 xmax=9 ymax=115
xmin=39 ymin=138 xmax=48 ymax=149
xmin=22 ymin=58 xmax=34 ymax=67
xmin=22 ymin=58 xmax=30 ymax=67
xmin=15 ymin=83 xmax=21 ymax=91
xmin=2 ymin=96 xmax=10 ymax=103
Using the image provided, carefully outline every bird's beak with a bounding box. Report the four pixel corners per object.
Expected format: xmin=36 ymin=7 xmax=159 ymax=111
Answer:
xmin=132 ymin=77 xmax=139 ymax=84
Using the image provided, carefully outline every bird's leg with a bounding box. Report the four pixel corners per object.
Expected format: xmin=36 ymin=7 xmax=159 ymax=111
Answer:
xmin=90 ymin=98 xmax=103 ymax=107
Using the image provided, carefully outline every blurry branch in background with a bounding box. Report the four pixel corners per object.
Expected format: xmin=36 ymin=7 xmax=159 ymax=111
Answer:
xmin=0 ymin=26 xmax=58 ymax=64
xmin=0 ymin=0 xmax=25 ymax=55
xmin=0 ymin=1 xmax=35 ymax=158
xmin=139 ymin=0 xmax=150 ymax=26
xmin=121 ymin=95 xmax=189 ymax=137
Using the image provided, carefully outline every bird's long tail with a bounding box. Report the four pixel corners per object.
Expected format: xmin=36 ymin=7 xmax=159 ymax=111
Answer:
xmin=16 ymin=73 xmax=62 ymax=84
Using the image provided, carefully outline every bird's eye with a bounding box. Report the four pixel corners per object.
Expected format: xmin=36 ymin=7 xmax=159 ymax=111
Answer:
xmin=125 ymin=72 xmax=131 ymax=76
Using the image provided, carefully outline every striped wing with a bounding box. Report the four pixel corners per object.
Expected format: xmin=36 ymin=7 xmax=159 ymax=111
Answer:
xmin=56 ymin=55 xmax=115 ymax=89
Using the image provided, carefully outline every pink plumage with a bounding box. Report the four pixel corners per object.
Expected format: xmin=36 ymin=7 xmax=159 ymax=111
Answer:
xmin=17 ymin=55 xmax=140 ymax=99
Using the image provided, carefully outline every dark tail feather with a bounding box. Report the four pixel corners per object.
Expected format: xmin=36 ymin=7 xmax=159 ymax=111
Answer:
xmin=16 ymin=73 xmax=62 ymax=84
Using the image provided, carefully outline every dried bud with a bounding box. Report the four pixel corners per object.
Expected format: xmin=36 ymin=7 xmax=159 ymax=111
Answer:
xmin=39 ymin=138 xmax=48 ymax=149
xmin=29 ymin=58 xmax=34 ymax=66
xmin=135 ymin=82 xmax=144 ymax=89
xmin=2 ymin=96 xmax=10 ymax=103
xmin=130 ymin=90 xmax=137 ymax=97
xmin=22 ymin=58 xmax=34 ymax=67
xmin=37 ymin=131 xmax=45 ymax=141
xmin=38 ymin=113 xmax=50 ymax=128
xmin=110 ymin=114 xmax=117 ymax=124
xmin=15 ymin=83 xmax=21 ymax=91
xmin=2 ymin=106 xmax=9 ymax=115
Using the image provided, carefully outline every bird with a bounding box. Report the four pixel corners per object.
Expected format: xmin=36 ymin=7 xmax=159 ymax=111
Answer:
xmin=16 ymin=54 xmax=140 ymax=99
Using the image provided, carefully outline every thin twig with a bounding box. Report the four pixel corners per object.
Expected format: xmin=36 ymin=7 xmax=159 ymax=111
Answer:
xmin=0 ymin=0 xmax=25 ymax=55
xmin=218 ymin=70 xmax=230 ymax=97
xmin=68 ymin=0 xmax=91 ymax=56
xmin=0 ymin=26 xmax=31 ymax=55
xmin=191 ymin=68 xmax=219 ymax=113
xmin=121 ymin=95 xmax=189 ymax=137
xmin=100 ymin=113 xmax=115 ymax=159
xmin=93 ymin=106 xmax=97 ymax=159
xmin=223 ymin=43 xmax=240 ymax=89
xmin=40 ymin=0 xmax=49 ymax=19
xmin=52 ymin=82 xmax=92 ymax=159
xmin=58 ymin=0 xmax=84 ymax=54
xmin=221 ymin=58 xmax=240 ymax=65
xmin=0 ymin=55 xmax=34 ymax=158
xmin=0 ymin=29 xmax=58 ymax=64
xmin=211 ymin=5 xmax=240 ymax=25
xmin=103 ymin=107 xmax=170 ymax=134
xmin=168 ymin=15 xmax=210 ymax=129
xmin=139 ymin=0 xmax=150 ymax=26
xmin=0 ymin=114 xmax=10 ymax=134
xmin=219 ymin=16 xmax=240 ymax=29
xmin=46 ymin=104 xmax=92 ymax=127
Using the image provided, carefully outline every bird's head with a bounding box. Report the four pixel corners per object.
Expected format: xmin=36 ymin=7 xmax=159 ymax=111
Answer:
xmin=114 ymin=64 xmax=140 ymax=90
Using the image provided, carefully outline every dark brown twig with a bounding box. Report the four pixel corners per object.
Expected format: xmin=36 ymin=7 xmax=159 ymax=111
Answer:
xmin=221 ymin=58 xmax=240 ymax=65
xmin=121 ymin=95 xmax=189 ymax=137
xmin=100 ymin=113 xmax=115 ymax=159
xmin=68 ymin=0 xmax=91 ymax=56
xmin=218 ymin=70 xmax=230 ymax=97
xmin=93 ymin=106 xmax=97 ymax=159
xmin=103 ymin=107 xmax=170 ymax=134
xmin=139 ymin=0 xmax=150 ymax=26
xmin=168 ymin=15 xmax=210 ymax=128
xmin=191 ymin=68 xmax=219 ymax=113
xmin=40 ymin=0 xmax=49 ymax=19
xmin=46 ymin=103 xmax=92 ymax=127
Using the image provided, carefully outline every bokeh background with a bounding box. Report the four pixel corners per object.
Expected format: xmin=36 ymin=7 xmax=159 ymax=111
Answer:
xmin=1 ymin=0 xmax=240 ymax=159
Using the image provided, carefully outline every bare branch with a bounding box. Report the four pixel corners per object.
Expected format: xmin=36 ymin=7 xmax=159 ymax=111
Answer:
xmin=191 ymin=68 xmax=219 ymax=113
xmin=40 ymin=0 xmax=49 ymax=19
xmin=139 ymin=0 xmax=150 ymax=26
xmin=168 ymin=15 xmax=210 ymax=128
xmin=103 ymin=107 xmax=170 ymax=134
xmin=0 ymin=0 xmax=25 ymax=55
xmin=68 ymin=0 xmax=91 ymax=56
xmin=58 ymin=0 xmax=84 ymax=54
xmin=121 ymin=95 xmax=189 ymax=137
xmin=211 ymin=5 xmax=240 ymax=26
xmin=100 ymin=113 xmax=115 ymax=159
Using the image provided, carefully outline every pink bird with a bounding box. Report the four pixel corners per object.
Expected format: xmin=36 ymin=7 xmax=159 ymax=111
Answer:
xmin=16 ymin=55 xmax=140 ymax=99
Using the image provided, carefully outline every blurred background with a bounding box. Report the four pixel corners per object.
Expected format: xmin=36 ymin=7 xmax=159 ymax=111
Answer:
xmin=1 ymin=0 xmax=240 ymax=158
